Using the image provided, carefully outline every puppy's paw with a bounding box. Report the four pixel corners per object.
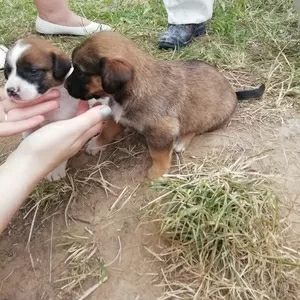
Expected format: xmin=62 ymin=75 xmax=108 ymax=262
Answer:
xmin=173 ymin=140 xmax=187 ymax=153
xmin=173 ymin=133 xmax=195 ymax=153
xmin=88 ymin=97 xmax=109 ymax=109
xmin=86 ymin=137 xmax=104 ymax=156
xmin=147 ymin=166 xmax=167 ymax=180
xmin=46 ymin=166 xmax=66 ymax=182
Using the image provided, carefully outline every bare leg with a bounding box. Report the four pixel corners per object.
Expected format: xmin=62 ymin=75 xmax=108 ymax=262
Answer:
xmin=34 ymin=0 xmax=91 ymax=27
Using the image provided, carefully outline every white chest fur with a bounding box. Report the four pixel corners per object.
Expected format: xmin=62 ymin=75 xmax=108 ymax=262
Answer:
xmin=111 ymin=100 xmax=144 ymax=132
xmin=87 ymin=97 xmax=124 ymax=123
xmin=88 ymin=97 xmax=143 ymax=132
xmin=42 ymin=85 xmax=80 ymax=125
xmin=111 ymin=101 xmax=124 ymax=123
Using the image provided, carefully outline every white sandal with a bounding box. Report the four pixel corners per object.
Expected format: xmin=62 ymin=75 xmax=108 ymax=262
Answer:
xmin=0 ymin=45 xmax=8 ymax=70
xmin=35 ymin=16 xmax=111 ymax=36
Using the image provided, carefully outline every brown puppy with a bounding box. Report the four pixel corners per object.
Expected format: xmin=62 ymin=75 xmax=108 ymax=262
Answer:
xmin=65 ymin=31 xmax=265 ymax=179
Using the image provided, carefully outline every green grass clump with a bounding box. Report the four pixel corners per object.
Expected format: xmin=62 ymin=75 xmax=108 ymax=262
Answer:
xmin=149 ymin=162 xmax=300 ymax=300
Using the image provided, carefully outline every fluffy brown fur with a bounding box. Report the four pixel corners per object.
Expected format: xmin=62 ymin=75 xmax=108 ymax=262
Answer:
xmin=65 ymin=31 xmax=265 ymax=179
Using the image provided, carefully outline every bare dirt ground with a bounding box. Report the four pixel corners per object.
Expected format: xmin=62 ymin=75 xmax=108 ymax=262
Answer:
xmin=1 ymin=98 xmax=300 ymax=300
xmin=0 ymin=0 xmax=299 ymax=297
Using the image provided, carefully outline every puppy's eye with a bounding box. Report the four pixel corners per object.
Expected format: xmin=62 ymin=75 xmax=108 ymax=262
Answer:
xmin=30 ymin=67 xmax=39 ymax=75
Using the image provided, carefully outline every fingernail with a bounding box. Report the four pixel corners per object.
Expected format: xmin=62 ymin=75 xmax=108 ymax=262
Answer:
xmin=99 ymin=105 xmax=111 ymax=117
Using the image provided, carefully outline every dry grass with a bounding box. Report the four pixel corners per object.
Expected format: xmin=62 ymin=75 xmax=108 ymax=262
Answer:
xmin=146 ymin=158 xmax=300 ymax=300
xmin=21 ymin=154 xmax=119 ymax=226
xmin=1 ymin=0 xmax=300 ymax=299
xmin=16 ymin=158 xmax=118 ymax=296
xmin=16 ymin=142 xmax=141 ymax=296
xmin=55 ymin=230 xmax=107 ymax=298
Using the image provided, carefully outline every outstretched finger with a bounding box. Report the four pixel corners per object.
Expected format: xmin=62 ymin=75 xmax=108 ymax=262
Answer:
xmin=8 ymin=100 xmax=59 ymax=121
xmin=77 ymin=122 xmax=103 ymax=146
xmin=76 ymin=100 xmax=89 ymax=116
xmin=69 ymin=105 xmax=111 ymax=134
xmin=0 ymin=115 xmax=45 ymax=137
xmin=34 ymin=89 xmax=61 ymax=103
xmin=2 ymin=89 xmax=60 ymax=111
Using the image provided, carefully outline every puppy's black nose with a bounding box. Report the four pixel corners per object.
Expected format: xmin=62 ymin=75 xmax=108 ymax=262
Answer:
xmin=7 ymin=87 xmax=18 ymax=97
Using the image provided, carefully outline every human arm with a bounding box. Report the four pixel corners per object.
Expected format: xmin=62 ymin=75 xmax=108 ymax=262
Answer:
xmin=0 ymin=104 xmax=111 ymax=233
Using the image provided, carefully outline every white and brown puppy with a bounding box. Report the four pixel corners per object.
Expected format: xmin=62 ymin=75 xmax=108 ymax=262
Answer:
xmin=65 ymin=32 xmax=265 ymax=179
xmin=4 ymin=37 xmax=80 ymax=181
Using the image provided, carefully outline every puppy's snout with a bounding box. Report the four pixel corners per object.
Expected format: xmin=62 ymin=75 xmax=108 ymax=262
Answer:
xmin=6 ymin=87 xmax=20 ymax=97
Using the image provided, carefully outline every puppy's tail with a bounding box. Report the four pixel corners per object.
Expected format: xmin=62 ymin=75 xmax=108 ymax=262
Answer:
xmin=236 ymin=84 xmax=265 ymax=101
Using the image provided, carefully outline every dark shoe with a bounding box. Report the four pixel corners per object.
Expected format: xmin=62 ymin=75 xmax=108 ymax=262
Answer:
xmin=158 ymin=23 xmax=206 ymax=50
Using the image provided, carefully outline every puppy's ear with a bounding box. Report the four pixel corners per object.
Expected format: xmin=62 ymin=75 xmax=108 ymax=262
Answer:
xmin=99 ymin=58 xmax=133 ymax=94
xmin=51 ymin=52 xmax=72 ymax=81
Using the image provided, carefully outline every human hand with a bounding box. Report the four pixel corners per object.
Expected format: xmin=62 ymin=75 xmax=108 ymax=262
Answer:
xmin=0 ymin=87 xmax=60 ymax=137
xmin=0 ymin=101 xmax=109 ymax=233
xmin=13 ymin=104 xmax=111 ymax=180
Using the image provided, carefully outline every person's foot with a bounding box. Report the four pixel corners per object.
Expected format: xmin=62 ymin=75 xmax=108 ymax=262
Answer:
xmin=158 ymin=23 xmax=206 ymax=50
xmin=35 ymin=11 xmax=111 ymax=36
